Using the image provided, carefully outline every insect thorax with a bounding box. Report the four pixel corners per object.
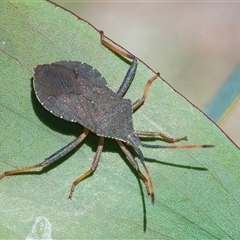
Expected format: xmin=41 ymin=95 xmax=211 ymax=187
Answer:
xmin=95 ymin=98 xmax=135 ymax=142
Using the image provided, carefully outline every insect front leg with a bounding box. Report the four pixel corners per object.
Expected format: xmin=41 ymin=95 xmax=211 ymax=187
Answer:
xmin=0 ymin=129 xmax=89 ymax=180
xmin=117 ymin=140 xmax=154 ymax=202
xmin=135 ymin=131 xmax=187 ymax=144
xmin=68 ymin=137 xmax=104 ymax=199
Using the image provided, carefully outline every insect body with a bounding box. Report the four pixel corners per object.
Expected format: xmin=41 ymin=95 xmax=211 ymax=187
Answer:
xmin=0 ymin=32 xmax=214 ymax=202
xmin=34 ymin=61 xmax=136 ymax=144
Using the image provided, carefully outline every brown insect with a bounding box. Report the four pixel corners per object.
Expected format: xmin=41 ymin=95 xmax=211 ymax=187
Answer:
xmin=0 ymin=31 xmax=214 ymax=202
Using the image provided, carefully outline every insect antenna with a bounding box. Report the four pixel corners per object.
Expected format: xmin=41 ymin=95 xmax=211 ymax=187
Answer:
xmin=135 ymin=148 xmax=155 ymax=203
xmin=141 ymin=143 xmax=214 ymax=149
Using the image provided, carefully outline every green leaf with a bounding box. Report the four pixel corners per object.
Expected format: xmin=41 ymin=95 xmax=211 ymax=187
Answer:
xmin=0 ymin=1 xmax=239 ymax=239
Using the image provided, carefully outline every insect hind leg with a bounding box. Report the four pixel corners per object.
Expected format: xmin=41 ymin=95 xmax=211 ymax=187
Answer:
xmin=68 ymin=137 xmax=104 ymax=199
xmin=0 ymin=129 xmax=89 ymax=180
xmin=100 ymin=31 xmax=138 ymax=98
xmin=100 ymin=31 xmax=135 ymax=60
xmin=100 ymin=31 xmax=163 ymax=108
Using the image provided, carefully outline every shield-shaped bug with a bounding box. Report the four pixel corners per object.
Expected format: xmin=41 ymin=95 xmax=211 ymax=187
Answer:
xmin=0 ymin=31 xmax=214 ymax=202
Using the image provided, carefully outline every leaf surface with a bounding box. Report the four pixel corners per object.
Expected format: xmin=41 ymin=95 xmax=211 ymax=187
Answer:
xmin=0 ymin=1 xmax=239 ymax=239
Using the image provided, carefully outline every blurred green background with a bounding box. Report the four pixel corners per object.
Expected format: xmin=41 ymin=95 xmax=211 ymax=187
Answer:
xmin=53 ymin=1 xmax=240 ymax=147
xmin=1 ymin=2 xmax=239 ymax=238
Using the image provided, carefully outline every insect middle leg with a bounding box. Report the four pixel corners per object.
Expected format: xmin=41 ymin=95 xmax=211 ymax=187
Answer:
xmin=130 ymin=74 xmax=187 ymax=143
xmin=0 ymin=129 xmax=89 ymax=180
xmin=68 ymin=137 xmax=104 ymax=199
xmin=132 ymin=74 xmax=160 ymax=111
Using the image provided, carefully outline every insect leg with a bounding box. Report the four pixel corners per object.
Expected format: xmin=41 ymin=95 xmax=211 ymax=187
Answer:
xmin=0 ymin=129 xmax=89 ymax=180
xmin=68 ymin=137 xmax=104 ymax=199
xmin=116 ymin=58 xmax=138 ymax=97
xmin=132 ymin=73 xmax=160 ymax=111
xmin=135 ymin=132 xmax=214 ymax=149
xmin=117 ymin=140 xmax=154 ymax=203
xmin=135 ymin=131 xmax=187 ymax=143
xmin=131 ymin=77 xmax=214 ymax=148
xmin=100 ymin=31 xmax=135 ymax=60
xmin=100 ymin=31 xmax=138 ymax=97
